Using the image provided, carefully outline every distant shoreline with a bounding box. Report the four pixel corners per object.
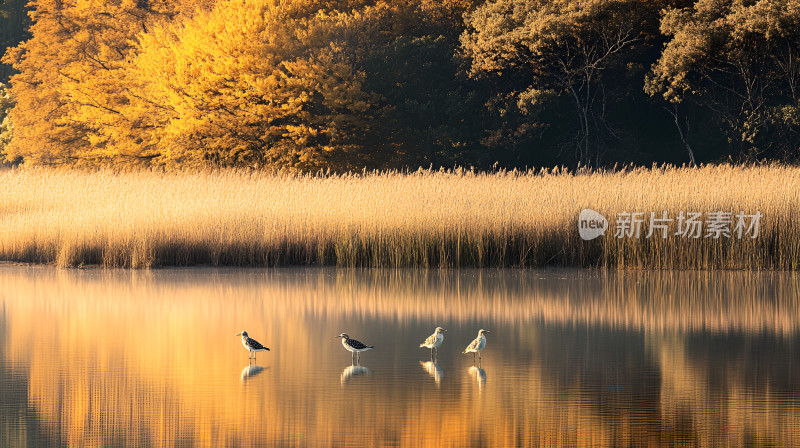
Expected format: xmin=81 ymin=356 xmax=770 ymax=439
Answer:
xmin=0 ymin=165 xmax=797 ymax=269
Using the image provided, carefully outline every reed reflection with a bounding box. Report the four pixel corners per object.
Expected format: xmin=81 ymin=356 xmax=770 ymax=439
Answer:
xmin=0 ymin=266 xmax=798 ymax=447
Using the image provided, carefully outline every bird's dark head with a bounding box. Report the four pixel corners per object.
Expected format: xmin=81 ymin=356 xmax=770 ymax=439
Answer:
xmin=335 ymin=333 xmax=349 ymax=339
xmin=236 ymin=331 xmax=248 ymax=338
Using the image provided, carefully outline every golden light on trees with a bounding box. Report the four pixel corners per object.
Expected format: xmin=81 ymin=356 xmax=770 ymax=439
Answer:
xmin=1 ymin=0 xmax=474 ymax=170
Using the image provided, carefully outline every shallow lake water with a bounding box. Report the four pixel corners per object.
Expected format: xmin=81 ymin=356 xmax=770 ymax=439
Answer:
xmin=1 ymin=266 xmax=799 ymax=447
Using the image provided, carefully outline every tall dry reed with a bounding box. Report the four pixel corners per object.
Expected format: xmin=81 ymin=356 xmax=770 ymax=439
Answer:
xmin=0 ymin=165 xmax=797 ymax=268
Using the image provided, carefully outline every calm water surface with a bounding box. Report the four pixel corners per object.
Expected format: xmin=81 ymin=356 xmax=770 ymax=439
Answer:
xmin=1 ymin=266 xmax=799 ymax=447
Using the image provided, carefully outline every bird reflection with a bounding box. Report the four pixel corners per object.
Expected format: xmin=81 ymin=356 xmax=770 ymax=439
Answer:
xmin=468 ymin=366 xmax=486 ymax=390
xmin=340 ymin=364 xmax=371 ymax=385
xmin=240 ymin=364 xmax=265 ymax=383
xmin=420 ymin=361 xmax=443 ymax=386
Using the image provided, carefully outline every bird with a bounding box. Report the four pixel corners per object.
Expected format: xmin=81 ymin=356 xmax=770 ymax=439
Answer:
xmin=463 ymin=329 xmax=490 ymax=364
xmin=336 ymin=333 xmax=373 ymax=363
xmin=235 ymin=331 xmax=270 ymax=362
xmin=419 ymin=327 xmax=447 ymax=358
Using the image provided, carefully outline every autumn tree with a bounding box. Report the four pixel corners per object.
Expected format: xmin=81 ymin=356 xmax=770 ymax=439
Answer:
xmin=123 ymin=0 xmax=486 ymax=170
xmin=1 ymin=0 xmax=208 ymax=165
xmin=461 ymin=0 xmax=660 ymax=166
xmin=647 ymin=0 xmax=800 ymax=161
xmin=3 ymin=0 xmax=489 ymax=170
xmin=108 ymin=0 xmax=388 ymax=169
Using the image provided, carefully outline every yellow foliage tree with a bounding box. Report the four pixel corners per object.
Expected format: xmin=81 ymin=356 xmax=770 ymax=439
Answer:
xmin=120 ymin=0 xmax=387 ymax=169
xmin=1 ymin=0 xmax=210 ymax=165
xmin=3 ymin=0 xmax=477 ymax=170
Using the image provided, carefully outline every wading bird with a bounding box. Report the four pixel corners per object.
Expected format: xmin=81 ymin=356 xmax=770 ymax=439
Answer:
xmin=463 ymin=329 xmax=490 ymax=364
xmin=336 ymin=333 xmax=373 ymax=363
xmin=419 ymin=327 xmax=447 ymax=358
xmin=235 ymin=331 xmax=270 ymax=361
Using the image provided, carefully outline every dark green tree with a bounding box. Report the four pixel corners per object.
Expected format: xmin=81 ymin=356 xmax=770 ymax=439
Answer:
xmin=0 ymin=82 xmax=12 ymax=154
xmin=461 ymin=0 xmax=656 ymax=166
xmin=0 ymin=0 xmax=30 ymax=82
xmin=647 ymin=0 xmax=800 ymax=162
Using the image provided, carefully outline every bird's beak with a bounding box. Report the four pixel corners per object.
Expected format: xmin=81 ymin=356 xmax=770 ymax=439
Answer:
xmin=235 ymin=332 xmax=242 ymax=336
xmin=443 ymin=329 xmax=448 ymax=332
xmin=485 ymin=330 xmax=491 ymax=333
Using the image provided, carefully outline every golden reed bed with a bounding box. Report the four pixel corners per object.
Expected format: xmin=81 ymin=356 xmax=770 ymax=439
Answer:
xmin=0 ymin=165 xmax=798 ymax=268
